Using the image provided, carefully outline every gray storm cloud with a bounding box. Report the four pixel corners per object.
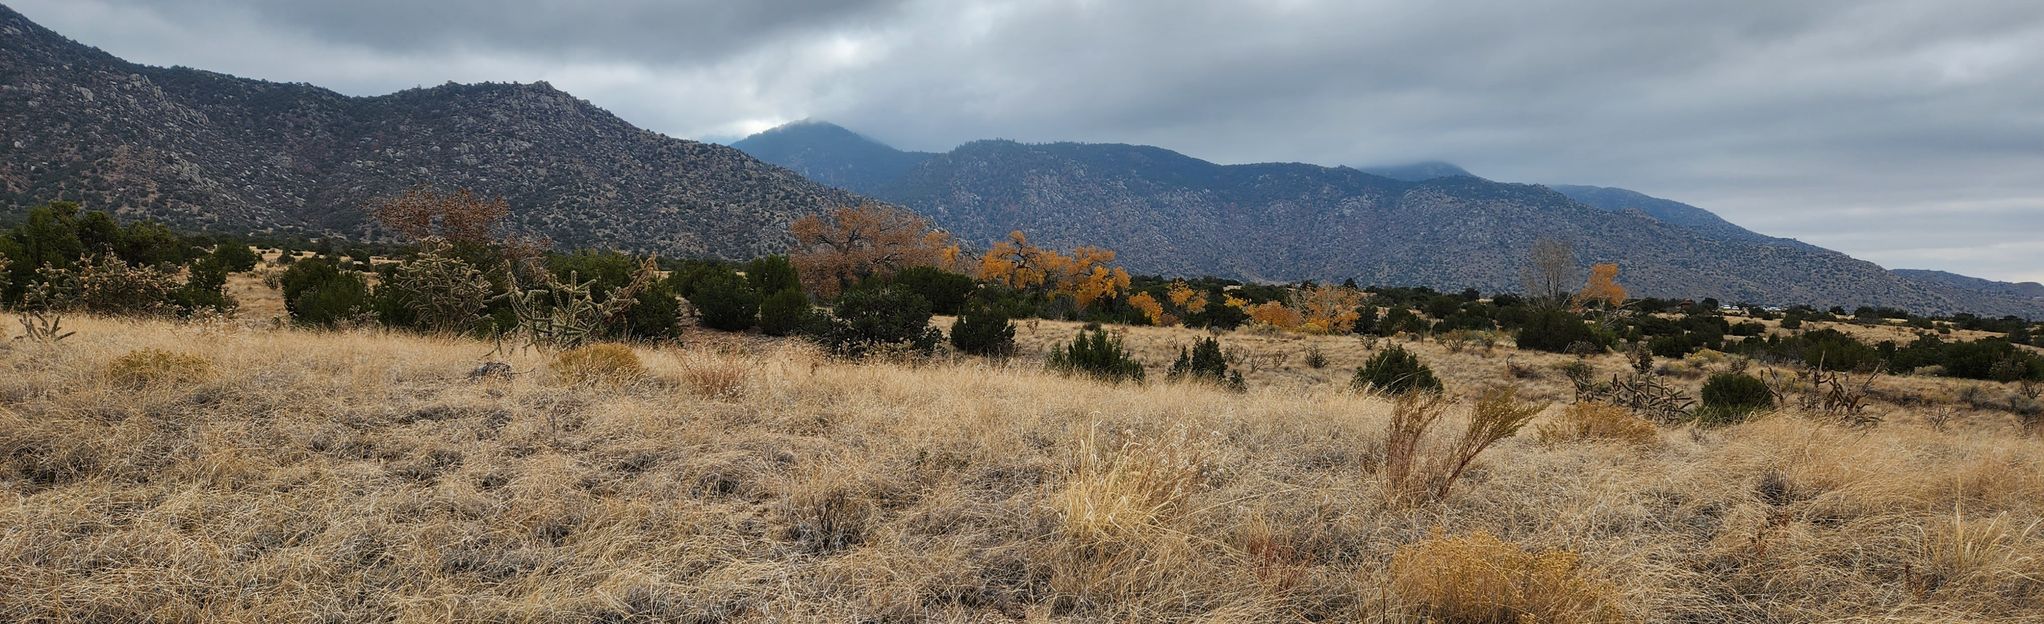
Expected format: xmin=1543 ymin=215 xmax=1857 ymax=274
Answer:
xmin=12 ymin=0 xmax=2044 ymax=282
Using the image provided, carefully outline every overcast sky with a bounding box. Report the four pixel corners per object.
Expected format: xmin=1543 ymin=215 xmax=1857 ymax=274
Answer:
xmin=14 ymin=0 xmax=2044 ymax=282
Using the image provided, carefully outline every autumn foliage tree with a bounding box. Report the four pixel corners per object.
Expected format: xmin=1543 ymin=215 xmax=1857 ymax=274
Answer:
xmin=977 ymin=231 xmax=1130 ymax=310
xmin=1131 ymin=279 xmax=1214 ymax=327
xmin=374 ymin=186 xmax=511 ymax=247
xmin=1291 ymin=283 xmax=1367 ymax=334
xmin=1577 ymin=263 xmax=1627 ymax=308
xmin=789 ymin=202 xmax=959 ymax=298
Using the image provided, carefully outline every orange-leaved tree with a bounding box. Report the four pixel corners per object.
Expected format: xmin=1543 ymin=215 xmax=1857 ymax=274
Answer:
xmin=373 ymin=185 xmax=510 ymax=246
xmin=1577 ymin=263 xmax=1627 ymax=308
xmin=1243 ymin=301 xmax=1304 ymax=330
xmin=789 ymin=202 xmax=958 ymax=298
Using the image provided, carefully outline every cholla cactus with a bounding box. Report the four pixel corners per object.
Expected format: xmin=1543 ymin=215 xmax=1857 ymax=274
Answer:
xmin=386 ymin=241 xmax=493 ymax=334
xmin=16 ymin=279 xmax=75 ymax=343
xmin=37 ymin=254 xmax=181 ymax=317
xmin=498 ymin=256 xmax=658 ymax=352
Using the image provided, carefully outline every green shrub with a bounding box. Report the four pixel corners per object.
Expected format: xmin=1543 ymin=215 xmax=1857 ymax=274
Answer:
xmin=744 ymin=255 xmax=802 ymax=295
xmin=885 ymin=266 xmax=976 ymax=315
xmin=816 ymin=286 xmax=942 ymax=358
xmin=949 ymin=304 xmax=1016 ymax=357
xmin=177 ymin=254 xmax=238 ymax=313
xmin=1352 ymin=345 xmax=1443 ymax=395
xmin=280 ymin=259 xmax=372 ymax=327
xmin=1168 ymin=336 xmax=1244 ymax=389
xmin=757 ymin=289 xmax=814 ymax=337
xmin=626 ymin=282 xmax=683 ymax=339
xmin=690 ymin=270 xmax=760 ymax=332
xmin=1698 ymin=372 xmax=1774 ymax=425
xmin=209 ymin=244 xmax=261 ymax=273
xmin=1048 ymin=327 xmax=1145 ymax=383
xmin=1516 ymin=306 xmax=1600 ymax=353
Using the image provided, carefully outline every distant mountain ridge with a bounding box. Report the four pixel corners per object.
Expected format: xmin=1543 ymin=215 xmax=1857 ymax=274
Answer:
xmin=1355 ymin=161 xmax=1474 ymax=182
xmin=0 ymin=4 xmax=854 ymax=259
xmin=736 ymin=121 xmax=2043 ymax=317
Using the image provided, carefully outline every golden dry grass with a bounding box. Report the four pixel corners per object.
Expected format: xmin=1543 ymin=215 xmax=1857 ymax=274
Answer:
xmin=1 ymin=313 xmax=2041 ymax=622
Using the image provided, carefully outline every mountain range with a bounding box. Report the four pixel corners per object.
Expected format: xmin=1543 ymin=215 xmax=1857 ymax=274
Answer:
xmin=734 ymin=121 xmax=2043 ymax=316
xmin=2 ymin=4 xmax=2037 ymax=316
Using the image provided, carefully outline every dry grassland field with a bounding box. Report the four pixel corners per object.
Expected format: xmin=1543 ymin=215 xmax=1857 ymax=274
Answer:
xmin=2 ymin=298 xmax=2042 ymax=624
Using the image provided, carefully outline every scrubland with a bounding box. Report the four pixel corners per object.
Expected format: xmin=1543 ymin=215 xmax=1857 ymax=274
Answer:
xmin=2 ymin=314 xmax=2041 ymax=623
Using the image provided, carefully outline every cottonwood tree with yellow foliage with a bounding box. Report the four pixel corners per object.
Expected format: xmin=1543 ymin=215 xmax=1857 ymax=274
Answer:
xmin=1130 ymin=279 xmax=1211 ymax=326
xmin=789 ymin=202 xmax=961 ymax=298
xmin=977 ymin=231 xmax=1130 ymax=309
xmin=1291 ymin=283 xmax=1367 ymax=333
xmin=1228 ymin=283 xmax=1367 ymax=333
xmin=1577 ymin=263 xmax=1627 ymax=308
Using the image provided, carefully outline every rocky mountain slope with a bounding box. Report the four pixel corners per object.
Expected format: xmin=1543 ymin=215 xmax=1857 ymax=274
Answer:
xmin=737 ymin=122 xmax=2042 ymax=316
xmin=0 ymin=5 xmax=856 ymax=259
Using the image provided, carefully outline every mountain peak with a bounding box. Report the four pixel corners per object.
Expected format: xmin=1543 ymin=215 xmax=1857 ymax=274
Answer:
xmin=731 ymin=121 xmax=930 ymax=195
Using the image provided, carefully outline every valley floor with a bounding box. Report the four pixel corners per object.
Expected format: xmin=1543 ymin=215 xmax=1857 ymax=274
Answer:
xmin=2 ymin=315 xmax=2041 ymax=622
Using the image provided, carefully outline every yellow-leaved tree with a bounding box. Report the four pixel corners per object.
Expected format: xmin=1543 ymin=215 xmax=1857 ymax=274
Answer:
xmin=1292 ymin=283 xmax=1367 ymax=334
xmin=1577 ymin=263 xmax=1627 ymax=308
xmin=977 ymin=231 xmax=1130 ymax=309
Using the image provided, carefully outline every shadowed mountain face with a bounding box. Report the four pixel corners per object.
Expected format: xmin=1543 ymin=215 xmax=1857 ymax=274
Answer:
xmin=0 ymin=5 xmax=857 ymax=259
xmin=737 ymin=123 xmax=2044 ymax=316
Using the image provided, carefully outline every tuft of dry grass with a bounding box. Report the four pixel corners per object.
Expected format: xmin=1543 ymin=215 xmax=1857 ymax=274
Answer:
xmin=673 ymin=351 xmax=750 ymax=400
xmin=1538 ymin=402 xmax=1664 ymax=447
xmin=548 ymin=342 xmax=645 ymax=386
xmin=1389 ymin=529 xmax=1626 ymax=623
xmin=102 ymin=347 xmax=214 ymax=388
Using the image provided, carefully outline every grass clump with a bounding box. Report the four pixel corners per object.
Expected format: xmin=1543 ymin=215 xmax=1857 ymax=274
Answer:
xmin=1537 ymin=402 xmax=1661 ymax=447
xmin=1352 ymin=345 xmax=1442 ymax=396
xmin=103 ymin=348 xmax=214 ymax=388
xmin=1390 ymin=530 xmax=1625 ymax=624
xmin=1048 ymin=327 xmax=1145 ymax=383
xmin=549 ymin=343 xmax=646 ymax=386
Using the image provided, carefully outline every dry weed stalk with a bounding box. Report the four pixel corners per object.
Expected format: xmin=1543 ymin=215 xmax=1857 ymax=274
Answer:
xmin=1380 ymin=387 xmax=1543 ymax=505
